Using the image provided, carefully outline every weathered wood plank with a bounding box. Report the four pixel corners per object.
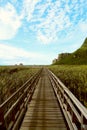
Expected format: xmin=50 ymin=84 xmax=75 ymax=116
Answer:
xmin=20 ymin=69 xmax=67 ymax=130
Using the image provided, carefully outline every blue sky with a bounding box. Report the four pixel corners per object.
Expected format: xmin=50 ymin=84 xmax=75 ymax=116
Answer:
xmin=0 ymin=0 xmax=87 ymax=65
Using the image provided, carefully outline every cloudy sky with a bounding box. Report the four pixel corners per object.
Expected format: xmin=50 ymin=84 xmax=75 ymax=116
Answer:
xmin=0 ymin=0 xmax=87 ymax=65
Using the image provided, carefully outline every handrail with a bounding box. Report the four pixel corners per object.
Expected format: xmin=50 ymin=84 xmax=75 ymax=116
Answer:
xmin=48 ymin=70 xmax=87 ymax=130
xmin=0 ymin=68 xmax=42 ymax=130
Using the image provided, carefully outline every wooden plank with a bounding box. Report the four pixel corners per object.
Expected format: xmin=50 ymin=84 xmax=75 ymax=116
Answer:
xmin=20 ymin=126 xmax=67 ymax=130
xmin=20 ymin=69 xmax=67 ymax=130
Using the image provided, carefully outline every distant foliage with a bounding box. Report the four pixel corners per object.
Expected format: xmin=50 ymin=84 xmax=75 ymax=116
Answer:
xmin=49 ymin=65 xmax=87 ymax=107
xmin=0 ymin=66 xmax=40 ymax=104
xmin=53 ymin=38 xmax=87 ymax=65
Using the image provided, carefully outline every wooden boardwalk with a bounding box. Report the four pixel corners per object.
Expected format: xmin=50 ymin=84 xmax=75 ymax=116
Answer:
xmin=20 ymin=69 xmax=67 ymax=130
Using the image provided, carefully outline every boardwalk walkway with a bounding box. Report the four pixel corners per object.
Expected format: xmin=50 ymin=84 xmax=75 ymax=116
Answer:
xmin=20 ymin=69 xmax=67 ymax=130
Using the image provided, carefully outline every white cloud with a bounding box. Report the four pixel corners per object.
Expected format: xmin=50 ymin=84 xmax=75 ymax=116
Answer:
xmin=0 ymin=3 xmax=21 ymax=40
xmin=22 ymin=0 xmax=87 ymax=44
xmin=79 ymin=21 xmax=87 ymax=33
xmin=37 ymin=31 xmax=53 ymax=44
xmin=0 ymin=43 xmax=43 ymax=59
xmin=23 ymin=0 xmax=41 ymax=21
xmin=0 ymin=0 xmax=87 ymax=44
xmin=0 ymin=43 xmax=50 ymax=65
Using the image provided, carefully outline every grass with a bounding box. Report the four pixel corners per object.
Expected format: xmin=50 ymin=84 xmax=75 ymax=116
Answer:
xmin=48 ymin=65 xmax=87 ymax=107
xmin=0 ymin=65 xmax=40 ymax=104
xmin=54 ymin=38 xmax=87 ymax=65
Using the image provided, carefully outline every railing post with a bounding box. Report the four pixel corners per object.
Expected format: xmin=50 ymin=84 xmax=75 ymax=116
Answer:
xmin=62 ymin=90 xmax=65 ymax=104
xmin=0 ymin=108 xmax=6 ymax=130
xmin=81 ymin=114 xmax=87 ymax=130
xmin=81 ymin=114 xmax=83 ymax=130
xmin=48 ymin=69 xmax=87 ymax=130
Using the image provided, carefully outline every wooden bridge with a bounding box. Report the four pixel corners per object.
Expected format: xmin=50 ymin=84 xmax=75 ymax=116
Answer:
xmin=0 ymin=68 xmax=87 ymax=130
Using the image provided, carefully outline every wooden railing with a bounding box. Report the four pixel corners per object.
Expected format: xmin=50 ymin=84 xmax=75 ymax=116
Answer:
xmin=0 ymin=69 xmax=42 ymax=130
xmin=48 ymin=70 xmax=87 ymax=130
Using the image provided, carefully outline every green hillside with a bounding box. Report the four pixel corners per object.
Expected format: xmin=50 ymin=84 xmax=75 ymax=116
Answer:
xmin=54 ymin=38 xmax=87 ymax=65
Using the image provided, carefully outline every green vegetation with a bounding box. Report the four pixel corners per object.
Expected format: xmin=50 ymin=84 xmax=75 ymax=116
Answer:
xmin=0 ymin=66 xmax=40 ymax=104
xmin=54 ymin=38 xmax=87 ymax=65
xmin=49 ymin=65 xmax=87 ymax=107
